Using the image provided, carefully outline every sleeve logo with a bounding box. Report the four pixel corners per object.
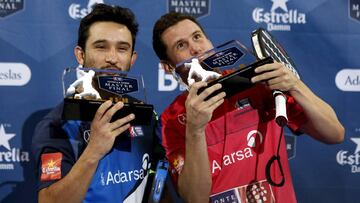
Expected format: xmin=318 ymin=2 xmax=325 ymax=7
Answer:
xmin=40 ymin=152 xmax=62 ymax=181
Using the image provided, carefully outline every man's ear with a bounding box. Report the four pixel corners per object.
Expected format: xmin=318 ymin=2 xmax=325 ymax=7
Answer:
xmin=74 ymin=46 xmax=85 ymax=66
xmin=130 ymin=51 xmax=138 ymax=67
xmin=160 ymin=61 xmax=175 ymax=74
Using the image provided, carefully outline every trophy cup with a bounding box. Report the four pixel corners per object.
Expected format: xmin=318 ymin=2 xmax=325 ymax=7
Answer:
xmin=172 ymin=40 xmax=273 ymax=100
xmin=61 ymin=67 xmax=154 ymax=125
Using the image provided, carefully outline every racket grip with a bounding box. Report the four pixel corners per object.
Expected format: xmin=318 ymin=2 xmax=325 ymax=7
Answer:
xmin=273 ymin=90 xmax=288 ymax=127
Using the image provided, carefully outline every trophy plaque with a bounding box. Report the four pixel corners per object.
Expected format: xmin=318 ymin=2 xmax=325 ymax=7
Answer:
xmin=62 ymin=68 xmax=153 ymax=125
xmin=173 ymin=40 xmax=273 ymax=100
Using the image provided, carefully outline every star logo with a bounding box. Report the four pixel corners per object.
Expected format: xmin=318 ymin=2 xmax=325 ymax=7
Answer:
xmin=173 ymin=159 xmax=179 ymax=167
xmin=271 ymin=0 xmax=289 ymax=12
xmin=350 ymin=137 xmax=360 ymax=154
xmin=47 ymin=159 xmax=56 ymax=168
xmin=0 ymin=124 xmax=16 ymax=151
xmin=87 ymin=0 xmax=104 ymax=10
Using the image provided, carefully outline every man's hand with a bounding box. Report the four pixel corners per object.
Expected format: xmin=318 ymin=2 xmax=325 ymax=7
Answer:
xmin=251 ymin=62 xmax=344 ymax=144
xmin=251 ymin=62 xmax=300 ymax=93
xmin=185 ymin=82 xmax=225 ymax=135
xmin=87 ymin=100 xmax=135 ymax=160
xmin=177 ymin=81 xmax=225 ymax=202
xmin=38 ymin=100 xmax=135 ymax=203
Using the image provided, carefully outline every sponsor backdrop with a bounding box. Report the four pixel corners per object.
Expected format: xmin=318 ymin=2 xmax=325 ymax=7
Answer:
xmin=0 ymin=0 xmax=359 ymax=202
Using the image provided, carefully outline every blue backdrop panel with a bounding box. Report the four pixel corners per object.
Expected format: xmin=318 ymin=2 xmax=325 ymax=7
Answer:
xmin=0 ymin=0 xmax=359 ymax=202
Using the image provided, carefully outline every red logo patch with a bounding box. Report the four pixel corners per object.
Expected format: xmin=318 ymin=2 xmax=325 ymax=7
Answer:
xmin=170 ymin=154 xmax=184 ymax=174
xmin=40 ymin=152 xmax=62 ymax=181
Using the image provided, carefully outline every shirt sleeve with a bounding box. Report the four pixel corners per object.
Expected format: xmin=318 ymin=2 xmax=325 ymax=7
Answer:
xmin=31 ymin=111 xmax=76 ymax=192
xmin=286 ymin=96 xmax=307 ymax=135
xmin=158 ymin=96 xmax=187 ymax=187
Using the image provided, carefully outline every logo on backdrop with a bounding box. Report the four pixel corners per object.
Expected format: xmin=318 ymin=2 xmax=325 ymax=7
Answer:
xmin=0 ymin=0 xmax=24 ymax=18
xmin=0 ymin=124 xmax=30 ymax=170
xmin=335 ymin=69 xmax=360 ymax=92
xmin=0 ymin=62 xmax=31 ymax=86
xmin=336 ymin=130 xmax=360 ymax=173
xmin=252 ymin=0 xmax=307 ymax=31
xmin=69 ymin=0 xmax=104 ymax=20
xmin=168 ymin=0 xmax=210 ymax=19
xmin=158 ymin=63 xmax=186 ymax=91
xmin=349 ymin=0 xmax=360 ymax=22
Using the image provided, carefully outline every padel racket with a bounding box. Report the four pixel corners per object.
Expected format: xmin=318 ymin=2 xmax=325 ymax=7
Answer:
xmin=251 ymin=28 xmax=300 ymax=127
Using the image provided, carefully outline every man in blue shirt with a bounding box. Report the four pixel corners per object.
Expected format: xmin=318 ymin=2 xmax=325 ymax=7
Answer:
xmin=32 ymin=4 xmax=162 ymax=202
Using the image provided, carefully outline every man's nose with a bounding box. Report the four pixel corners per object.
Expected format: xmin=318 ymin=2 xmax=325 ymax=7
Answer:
xmin=189 ymin=43 xmax=202 ymax=56
xmin=105 ymin=49 xmax=117 ymax=64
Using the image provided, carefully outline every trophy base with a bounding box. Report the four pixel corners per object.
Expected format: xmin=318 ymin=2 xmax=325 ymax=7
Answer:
xmin=62 ymin=98 xmax=154 ymax=125
xmin=198 ymin=57 xmax=274 ymax=100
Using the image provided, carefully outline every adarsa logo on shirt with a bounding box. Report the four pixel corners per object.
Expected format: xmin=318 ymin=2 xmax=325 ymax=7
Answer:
xmin=101 ymin=153 xmax=151 ymax=186
xmin=211 ymin=147 xmax=254 ymax=174
xmin=211 ymin=130 xmax=262 ymax=174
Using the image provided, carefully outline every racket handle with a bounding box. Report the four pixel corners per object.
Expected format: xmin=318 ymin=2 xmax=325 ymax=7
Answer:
xmin=273 ymin=90 xmax=288 ymax=127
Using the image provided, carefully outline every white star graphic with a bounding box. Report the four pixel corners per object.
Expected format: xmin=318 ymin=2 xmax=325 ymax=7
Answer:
xmin=87 ymin=0 xmax=104 ymax=10
xmin=0 ymin=124 xmax=16 ymax=151
xmin=271 ymin=0 xmax=289 ymax=12
xmin=350 ymin=137 xmax=360 ymax=154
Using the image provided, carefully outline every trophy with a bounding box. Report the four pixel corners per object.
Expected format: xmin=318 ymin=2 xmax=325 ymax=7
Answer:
xmin=172 ymin=40 xmax=273 ymax=100
xmin=61 ymin=67 xmax=154 ymax=125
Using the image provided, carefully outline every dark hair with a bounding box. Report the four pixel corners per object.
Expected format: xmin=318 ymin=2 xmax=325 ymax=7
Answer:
xmin=78 ymin=3 xmax=138 ymax=51
xmin=152 ymin=12 xmax=206 ymax=61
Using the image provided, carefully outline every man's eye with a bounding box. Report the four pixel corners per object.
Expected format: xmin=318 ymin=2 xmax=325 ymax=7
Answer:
xmin=118 ymin=47 xmax=128 ymax=52
xmin=95 ymin=46 xmax=105 ymax=49
xmin=194 ymin=34 xmax=202 ymax=40
xmin=176 ymin=43 xmax=185 ymax=50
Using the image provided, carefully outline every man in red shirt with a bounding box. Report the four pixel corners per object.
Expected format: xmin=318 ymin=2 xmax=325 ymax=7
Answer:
xmin=152 ymin=12 xmax=344 ymax=203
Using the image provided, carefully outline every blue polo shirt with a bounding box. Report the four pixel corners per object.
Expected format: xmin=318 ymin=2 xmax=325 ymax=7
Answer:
xmin=32 ymin=102 xmax=160 ymax=202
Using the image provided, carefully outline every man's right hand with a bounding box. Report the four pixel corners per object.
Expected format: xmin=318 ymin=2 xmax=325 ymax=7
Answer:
xmin=87 ymin=100 xmax=135 ymax=160
xmin=38 ymin=101 xmax=135 ymax=203
xmin=185 ymin=81 xmax=226 ymax=135
xmin=177 ymin=81 xmax=225 ymax=202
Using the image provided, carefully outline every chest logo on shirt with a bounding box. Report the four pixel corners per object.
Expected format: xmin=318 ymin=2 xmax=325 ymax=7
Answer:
xmin=129 ymin=126 xmax=144 ymax=137
xmin=40 ymin=152 xmax=62 ymax=181
xmin=83 ymin=129 xmax=91 ymax=143
xmin=101 ymin=153 xmax=151 ymax=186
xmin=211 ymin=130 xmax=263 ymax=174
xmin=247 ymin=130 xmax=264 ymax=148
xmin=177 ymin=114 xmax=186 ymax=125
